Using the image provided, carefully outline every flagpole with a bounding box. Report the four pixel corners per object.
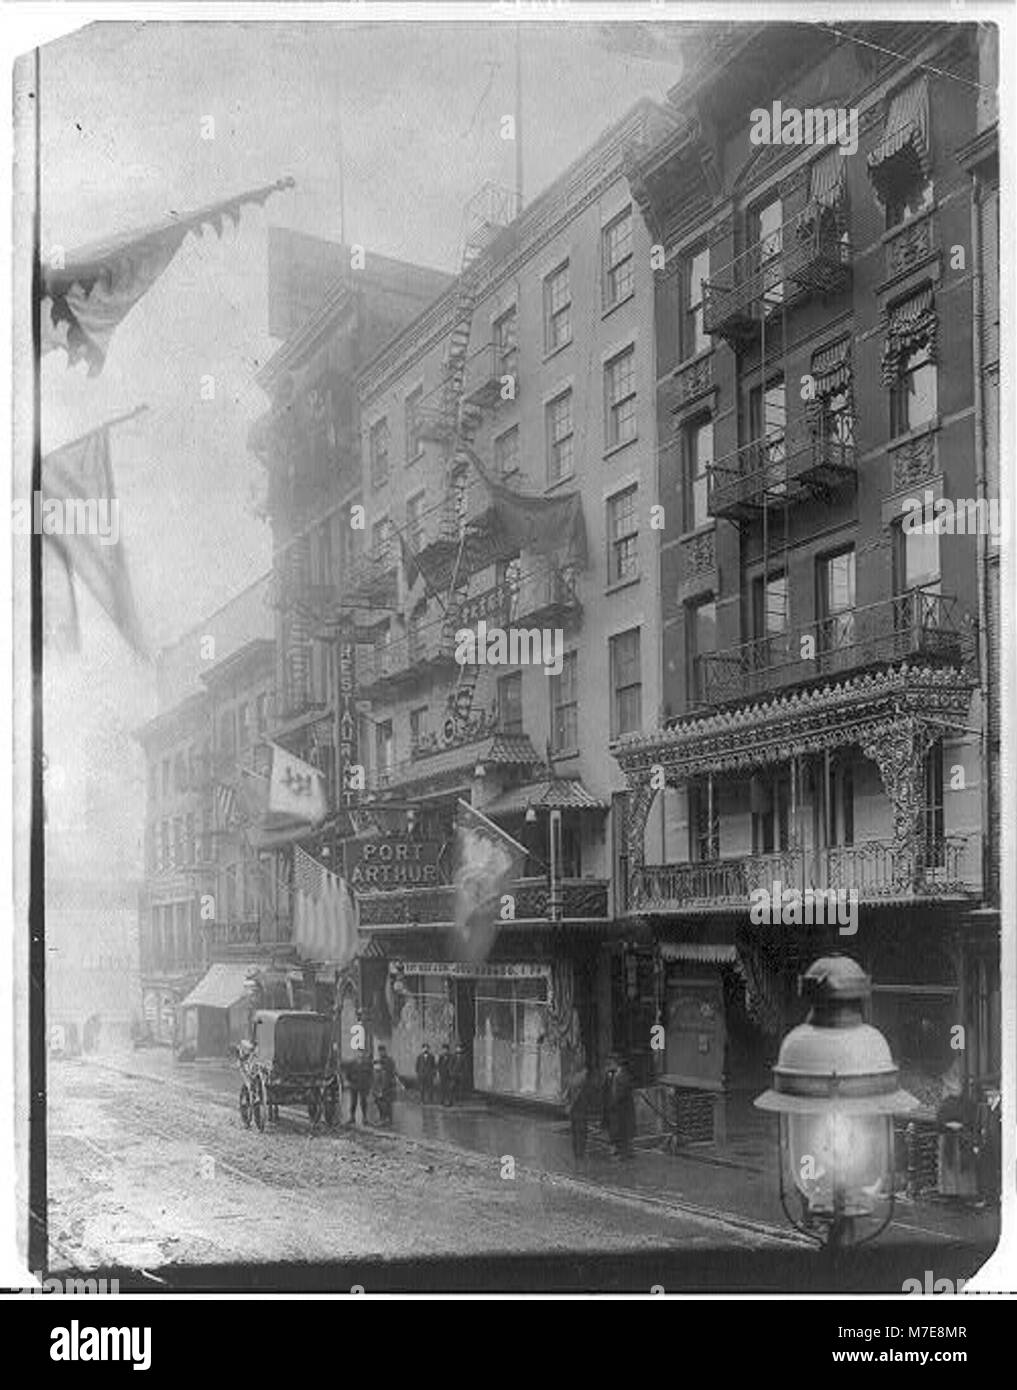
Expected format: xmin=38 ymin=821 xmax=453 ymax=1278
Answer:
xmin=28 ymin=40 xmax=48 ymax=1272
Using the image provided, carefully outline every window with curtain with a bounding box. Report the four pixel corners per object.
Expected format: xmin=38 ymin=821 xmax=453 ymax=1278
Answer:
xmin=867 ymin=78 xmax=932 ymax=226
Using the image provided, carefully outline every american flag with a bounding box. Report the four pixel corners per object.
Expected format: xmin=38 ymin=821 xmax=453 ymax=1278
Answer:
xmin=293 ymin=846 xmax=358 ymax=966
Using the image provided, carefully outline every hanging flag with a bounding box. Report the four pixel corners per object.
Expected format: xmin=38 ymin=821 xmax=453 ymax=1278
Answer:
xmin=293 ymin=845 xmax=359 ymax=966
xmin=453 ymin=799 xmax=527 ymax=963
xmin=459 ymin=444 xmax=588 ymax=568
xmin=38 ymin=423 xmax=147 ymax=656
xmin=268 ymin=742 xmax=327 ymax=826
xmin=41 ymin=177 xmax=295 ymax=375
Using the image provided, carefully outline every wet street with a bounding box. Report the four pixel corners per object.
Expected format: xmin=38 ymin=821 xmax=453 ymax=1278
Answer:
xmin=47 ymin=1053 xmax=799 ymax=1275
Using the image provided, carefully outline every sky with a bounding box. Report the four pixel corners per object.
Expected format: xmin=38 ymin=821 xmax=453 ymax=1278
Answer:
xmin=33 ymin=17 xmax=687 ymax=868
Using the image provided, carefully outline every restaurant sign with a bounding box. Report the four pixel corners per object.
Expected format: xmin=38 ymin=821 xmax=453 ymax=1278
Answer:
xmin=347 ymin=837 xmax=442 ymax=890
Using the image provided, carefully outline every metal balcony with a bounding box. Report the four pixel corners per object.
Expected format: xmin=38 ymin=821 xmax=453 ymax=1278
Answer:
xmin=455 ymin=558 xmax=582 ymax=631
xmin=358 ymin=876 xmax=609 ymax=929
xmin=694 ymin=590 xmax=968 ymax=708
xmin=631 ymin=837 xmax=976 ymax=913
xmin=345 ymin=548 xmax=399 ymax=607
xmin=358 ymin=627 xmax=457 ymax=694
xmin=708 ymin=427 xmax=856 ymax=521
xmin=462 ymin=342 xmax=517 ymax=412
xmin=703 ymin=202 xmax=852 ymax=345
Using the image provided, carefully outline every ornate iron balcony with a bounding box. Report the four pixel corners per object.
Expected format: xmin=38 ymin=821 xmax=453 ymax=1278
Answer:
xmin=708 ymin=426 xmax=856 ymax=521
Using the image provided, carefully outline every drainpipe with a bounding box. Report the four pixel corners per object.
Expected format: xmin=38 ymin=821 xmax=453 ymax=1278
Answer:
xmin=968 ymin=175 xmax=990 ymax=912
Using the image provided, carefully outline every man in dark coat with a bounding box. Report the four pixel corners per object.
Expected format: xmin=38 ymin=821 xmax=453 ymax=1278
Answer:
xmin=602 ymin=1054 xmax=636 ymax=1159
xmin=564 ymin=1062 xmax=592 ymax=1159
xmin=347 ymin=1048 xmax=371 ymax=1126
xmin=438 ymin=1044 xmax=455 ymax=1106
xmin=373 ymin=1045 xmax=397 ymax=1124
xmin=416 ymin=1044 xmax=436 ymax=1105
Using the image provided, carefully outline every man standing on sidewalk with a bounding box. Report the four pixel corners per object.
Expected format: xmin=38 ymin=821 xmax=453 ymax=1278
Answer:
xmin=438 ymin=1044 xmax=455 ymax=1106
xmin=373 ymin=1045 xmax=397 ymax=1125
xmin=348 ymin=1047 xmax=372 ymax=1127
xmin=602 ymin=1054 xmax=636 ymax=1159
xmin=415 ymin=1044 xmax=436 ymax=1105
xmin=565 ymin=1059 xmax=592 ymax=1160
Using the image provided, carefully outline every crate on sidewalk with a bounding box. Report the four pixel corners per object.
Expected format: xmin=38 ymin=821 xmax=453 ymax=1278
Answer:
xmin=638 ymin=1076 xmax=726 ymax=1148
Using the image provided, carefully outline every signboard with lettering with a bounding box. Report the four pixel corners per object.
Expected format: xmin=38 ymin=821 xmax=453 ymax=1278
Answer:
xmin=347 ymin=837 xmax=442 ymax=890
xmin=337 ymin=638 xmax=357 ymax=807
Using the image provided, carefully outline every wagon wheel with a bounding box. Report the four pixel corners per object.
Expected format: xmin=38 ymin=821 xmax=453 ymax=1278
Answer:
xmin=323 ymin=1078 xmax=339 ymax=1128
xmin=307 ymin=1085 xmax=322 ymax=1125
xmin=251 ymin=1074 xmax=267 ymax=1132
xmin=239 ymin=1082 xmax=253 ymax=1130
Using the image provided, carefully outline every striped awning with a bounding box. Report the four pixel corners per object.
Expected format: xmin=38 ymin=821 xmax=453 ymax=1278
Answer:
xmin=881 ymin=285 xmax=937 ymax=385
xmin=810 ymin=149 xmax=846 ymax=209
xmin=810 ymin=336 xmax=852 ymax=400
xmin=867 ymin=79 xmax=930 ymax=203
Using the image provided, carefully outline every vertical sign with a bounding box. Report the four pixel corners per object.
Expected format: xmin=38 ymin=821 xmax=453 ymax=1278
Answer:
xmin=338 ymin=636 xmax=357 ymax=811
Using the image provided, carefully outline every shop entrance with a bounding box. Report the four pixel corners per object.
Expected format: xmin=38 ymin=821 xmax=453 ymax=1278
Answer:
xmin=454 ymin=978 xmax=476 ymax=1096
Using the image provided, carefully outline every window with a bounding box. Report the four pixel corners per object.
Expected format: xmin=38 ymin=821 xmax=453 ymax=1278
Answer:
xmin=610 ymin=628 xmax=642 ymax=737
xmin=371 ymin=515 xmax=393 ymax=565
xmin=817 ymin=548 xmax=856 ymax=656
xmin=219 ymin=710 xmax=235 ymax=756
xmin=750 ymin=196 xmax=784 ymax=305
xmin=173 ymin=752 xmax=188 ymax=792
xmin=826 ymin=757 xmax=855 ymax=848
xmin=494 ymin=425 xmax=520 ymax=479
xmin=748 ymin=375 xmax=786 ymax=493
xmin=684 ymin=418 xmax=713 ymax=531
xmin=405 ymin=387 xmax=424 ymax=462
xmin=890 ymin=345 xmax=937 ymax=437
xmin=369 ymin=416 xmax=390 ymax=489
xmin=410 ymin=706 xmax=429 ymax=751
xmin=924 ymin=742 xmax=945 ymax=866
xmin=690 ymin=782 xmax=720 ymax=861
xmin=159 ymin=820 xmax=169 ymax=871
xmin=544 ymin=261 xmax=572 ymax=352
xmin=494 ymin=307 xmax=518 ymax=383
xmin=408 ymin=601 xmax=427 ymax=664
xmin=237 ymin=703 xmax=249 ymax=750
xmin=683 ymin=245 xmax=710 ymax=357
xmin=753 ymin=774 xmax=790 ymax=854
xmin=871 ymin=80 xmax=933 ymax=227
xmin=603 ymin=208 xmax=634 ymax=308
xmin=550 ymin=650 xmax=578 ymax=754
xmin=752 ymin=571 xmax=788 ymax=641
xmin=686 ymin=598 xmax=716 ymax=704
xmin=185 ymin=812 xmax=195 ymax=865
xmin=405 ymin=493 xmax=425 ymax=553
xmin=897 ymin=521 xmax=940 ymax=594
xmin=375 ymin=720 xmax=394 ymax=781
xmin=497 ymin=672 xmax=523 ymax=735
xmin=607 ymin=485 xmax=639 ymax=584
xmin=255 ymin=693 xmax=267 ymax=735
xmin=605 ymin=346 xmax=637 ymax=449
xmin=546 ymin=389 xmax=574 ymax=485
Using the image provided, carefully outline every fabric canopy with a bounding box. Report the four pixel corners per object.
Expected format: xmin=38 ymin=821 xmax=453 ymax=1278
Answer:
xmin=659 ymin=942 xmax=738 ymax=964
xmin=881 ymin=286 xmax=937 ymax=386
xmin=460 ymin=445 xmax=588 ymax=569
xmin=810 ymin=148 xmax=846 ymax=209
xmin=867 ymin=79 xmax=930 ymax=204
xmin=180 ymin=962 xmax=259 ymax=1011
xmin=809 ymin=336 xmax=853 ymax=404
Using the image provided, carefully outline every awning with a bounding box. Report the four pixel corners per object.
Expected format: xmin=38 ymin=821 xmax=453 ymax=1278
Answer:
xmin=810 ymin=148 xmax=846 ymax=209
xmin=880 ymin=285 xmax=937 ymax=385
xmin=867 ymin=79 xmax=930 ymax=203
xmin=481 ymin=777 xmax=609 ymax=817
xmin=659 ymin=942 xmax=738 ymax=965
xmin=180 ymin=962 xmax=260 ymax=1011
xmin=809 ymin=336 xmax=852 ymax=401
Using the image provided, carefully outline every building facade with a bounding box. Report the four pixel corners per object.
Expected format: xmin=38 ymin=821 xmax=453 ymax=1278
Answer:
xmin=617 ymin=22 xmax=1000 ymax=1130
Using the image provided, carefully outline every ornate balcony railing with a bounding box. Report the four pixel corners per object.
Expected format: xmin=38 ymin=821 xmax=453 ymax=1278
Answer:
xmin=703 ymin=201 xmax=852 ymax=343
xmin=694 ymin=589 xmax=967 ymax=708
xmin=708 ymin=426 xmax=856 ymax=520
xmin=632 ymin=837 xmax=975 ymax=912
xmin=456 ymin=558 xmax=581 ymax=631
xmin=357 ymin=876 xmax=609 ymax=927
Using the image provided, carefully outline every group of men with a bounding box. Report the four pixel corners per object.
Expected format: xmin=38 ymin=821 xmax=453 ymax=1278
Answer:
xmin=564 ymin=1054 xmax=636 ymax=1161
xmin=344 ymin=1045 xmax=397 ymax=1126
xmin=415 ymin=1042 xmax=468 ymax=1106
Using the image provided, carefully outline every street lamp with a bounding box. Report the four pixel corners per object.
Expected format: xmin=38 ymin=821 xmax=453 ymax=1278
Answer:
xmin=755 ymin=955 xmax=918 ymax=1252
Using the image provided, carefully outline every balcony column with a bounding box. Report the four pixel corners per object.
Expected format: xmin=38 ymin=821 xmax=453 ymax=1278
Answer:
xmin=859 ymin=718 xmax=938 ymax=890
xmin=625 ymin=776 xmax=658 ymax=909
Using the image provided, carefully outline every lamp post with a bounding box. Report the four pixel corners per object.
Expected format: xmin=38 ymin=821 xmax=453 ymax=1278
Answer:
xmin=755 ymin=955 xmax=918 ymax=1252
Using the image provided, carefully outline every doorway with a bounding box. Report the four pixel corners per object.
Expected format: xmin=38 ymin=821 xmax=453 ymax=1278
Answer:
xmin=454 ymin=979 xmax=476 ymax=1096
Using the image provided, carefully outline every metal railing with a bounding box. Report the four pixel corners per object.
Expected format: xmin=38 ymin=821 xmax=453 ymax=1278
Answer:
xmin=694 ymin=589 xmax=967 ymax=707
xmin=703 ymin=201 xmax=851 ymax=337
xmin=358 ymin=876 xmax=609 ymax=927
xmin=632 ymin=836 xmax=975 ymax=911
xmin=708 ymin=426 xmax=856 ymax=517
